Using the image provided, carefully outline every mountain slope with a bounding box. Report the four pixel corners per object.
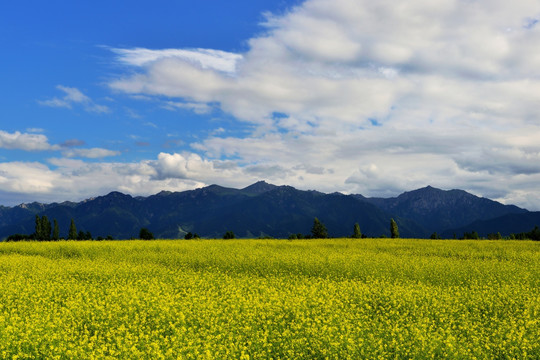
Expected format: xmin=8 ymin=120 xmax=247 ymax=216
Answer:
xmin=361 ymin=186 xmax=527 ymax=233
xmin=0 ymin=183 xmax=534 ymax=240
xmin=442 ymin=212 xmax=540 ymax=238
xmin=0 ymin=182 xmax=423 ymax=239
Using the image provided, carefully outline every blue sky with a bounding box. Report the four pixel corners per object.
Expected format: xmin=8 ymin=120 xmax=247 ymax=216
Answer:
xmin=1 ymin=0 xmax=540 ymax=210
xmin=2 ymin=0 xmax=295 ymax=163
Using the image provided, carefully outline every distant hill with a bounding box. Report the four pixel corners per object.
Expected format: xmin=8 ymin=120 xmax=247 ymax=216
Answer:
xmin=360 ymin=186 xmax=527 ymax=234
xmin=0 ymin=182 xmax=536 ymax=240
xmin=442 ymin=212 xmax=540 ymax=238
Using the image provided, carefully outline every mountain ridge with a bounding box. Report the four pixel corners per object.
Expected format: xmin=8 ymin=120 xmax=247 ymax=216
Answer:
xmin=0 ymin=182 xmax=533 ymax=240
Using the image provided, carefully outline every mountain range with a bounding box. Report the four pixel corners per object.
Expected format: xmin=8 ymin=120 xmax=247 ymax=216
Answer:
xmin=0 ymin=181 xmax=538 ymax=240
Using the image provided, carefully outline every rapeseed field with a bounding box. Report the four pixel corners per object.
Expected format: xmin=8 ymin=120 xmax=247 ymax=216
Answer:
xmin=0 ymin=239 xmax=538 ymax=359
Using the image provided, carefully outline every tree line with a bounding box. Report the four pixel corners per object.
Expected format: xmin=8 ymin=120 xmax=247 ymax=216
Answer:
xmin=6 ymin=215 xmax=540 ymax=241
xmin=6 ymin=216 xmax=113 ymax=242
xmin=287 ymin=218 xmax=400 ymax=240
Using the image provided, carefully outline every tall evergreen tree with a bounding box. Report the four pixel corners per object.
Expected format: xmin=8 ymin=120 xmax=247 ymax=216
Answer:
xmin=52 ymin=219 xmax=60 ymax=240
xmin=41 ymin=215 xmax=51 ymax=241
xmin=352 ymin=223 xmax=362 ymax=238
xmin=35 ymin=215 xmax=42 ymax=240
xmin=68 ymin=219 xmax=77 ymax=240
xmin=311 ymin=217 xmax=328 ymax=238
xmin=390 ymin=218 xmax=400 ymax=239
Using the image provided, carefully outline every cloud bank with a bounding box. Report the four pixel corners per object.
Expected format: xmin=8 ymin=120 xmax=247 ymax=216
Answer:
xmin=104 ymin=0 xmax=540 ymax=209
xmin=4 ymin=0 xmax=540 ymax=210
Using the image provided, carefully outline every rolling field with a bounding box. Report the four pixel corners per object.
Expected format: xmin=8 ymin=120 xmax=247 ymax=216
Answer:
xmin=0 ymin=239 xmax=538 ymax=359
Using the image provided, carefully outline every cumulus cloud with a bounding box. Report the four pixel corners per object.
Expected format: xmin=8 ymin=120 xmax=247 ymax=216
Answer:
xmin=62 ymin=0 xmax=540 ymax=209
xmin=0 ymin=130 xmax=59 ymax=151
xmin=0 ymin=152 xmax=254 ymax=205
xmin=39 ymin=85 xmax=110 ymax=113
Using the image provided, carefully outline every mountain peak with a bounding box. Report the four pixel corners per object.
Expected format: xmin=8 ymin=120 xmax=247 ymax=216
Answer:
xmin=104 ymin=191 xmax=131 ymax=198
xmin=241 ymin=181 xmax=277 ymax=195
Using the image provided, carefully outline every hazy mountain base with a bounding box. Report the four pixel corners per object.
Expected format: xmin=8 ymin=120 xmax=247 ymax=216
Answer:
xmin=0 ymin=182 xmax=532 ymax=240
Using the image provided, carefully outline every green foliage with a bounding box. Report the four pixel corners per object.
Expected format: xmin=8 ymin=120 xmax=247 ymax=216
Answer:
xmin=6 ymin=234 xmax=31 ymax=242
xmin=223 ymin=231 xmax=235 ymax=239
xmin=34 ymin=215 xmax=52 ymax=241
xmin=430 ymin=232 xmax=441 ymax=239
xmin=42 ymin=216 xmax=51 ymax=241
xmin=34 ymin=215 xmax=42 ymax=240
xmin=390 ymin=218 xmax=399 ymax=238
xmin=463 ymin=231 xmax=480 ymax=240
xmin=139 ymin=228 xmax=154 ymax=240
xmin=487 ymin=232 xmax=503 ymax=240
xmin=184 ymin=232 xmax=200 ymax=240
xmin=511 ymin=225 xmax=540 ymax=240
xmin=68 ymin=219 xmax=77 ymax=240
xmin=77 ymin=231 xmax=92 ymax=241
xmin=352 ymin=223 xmax=362 ymax=238
xmin=52 ymin=219 xmax=60 ymax=241
xmin=311 ymin=217 xmax=328 ymax=238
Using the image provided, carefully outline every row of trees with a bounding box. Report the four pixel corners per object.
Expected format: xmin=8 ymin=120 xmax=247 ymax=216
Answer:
xmin=287 ymin=218 xmax=400 ymax=240
xmin=8 ymin=215 xmax=538 ymax=241
xmin=6 ymin=217 xmax=113 ymax=242
xmin=429 ymin=225 xmax=540 ymax=240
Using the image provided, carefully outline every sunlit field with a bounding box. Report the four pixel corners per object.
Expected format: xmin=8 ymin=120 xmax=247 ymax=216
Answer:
xmin=0 ymin=239 xmax=538 ymax=359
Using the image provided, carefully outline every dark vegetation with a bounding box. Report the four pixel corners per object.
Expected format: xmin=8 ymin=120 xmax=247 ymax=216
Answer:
xmin=2 ymin=182 xmax=539 ymax=241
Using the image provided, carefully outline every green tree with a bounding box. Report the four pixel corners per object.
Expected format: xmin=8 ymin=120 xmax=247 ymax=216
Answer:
xmin=34 ymin=215 xmax=42 ymax=240
xmin=184 ymin=232 xmax=200 ymax=240
xmin=390 ymin=218 xmax=400 ymax=239
xmin=52 ymin=219 xmax=60 ymax=240
xmin=352 ymin=223 xmax=362 ymax=238
xmin=139 ymin=228 xmax=154 ymax=240
xmin=41 ymin=216 xmax=51 ymax=241
xmin=68 ymin=219 xmax=77 ymax=240
xmin=223 ymin=231 xmax=235 ymax=239
xmin=487 ymin=232 xmax=502 ymax=240
xmin=311 ymin=218 xmax=328 ymax=239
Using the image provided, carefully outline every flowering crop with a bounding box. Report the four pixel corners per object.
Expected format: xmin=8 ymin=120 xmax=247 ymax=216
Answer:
xmin=0 ymin=239 xmax=538 ymax=359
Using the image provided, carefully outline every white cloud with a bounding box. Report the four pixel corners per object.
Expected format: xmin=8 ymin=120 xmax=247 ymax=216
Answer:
xmin=16 ymin=0 xmax=540 ymax=209
xmin=163 ymin=101 xmax=213 ymax=114
xmin=0 ymin=152 xmax=245 ymax=205
xmin=111 ymin=47 xmax=243 ymax=73
xmin=62 ymin=148 xmax=121 ymax=159
xmin=0 ymin=130 xmax=59 ymax=151
xmin=39 ymin=85 xmax=110 ymax=113
xmin=0 ymin=162 xmax=59 ymax=194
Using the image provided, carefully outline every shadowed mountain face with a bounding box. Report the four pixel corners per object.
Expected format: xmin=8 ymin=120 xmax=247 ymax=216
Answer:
xmin=361 ymin=186 xmax=527 ymax=234
xmin=0 ymin=182 xmax=532 ymax=240
xmin=441 ymin=212 xmax=540 ymax=238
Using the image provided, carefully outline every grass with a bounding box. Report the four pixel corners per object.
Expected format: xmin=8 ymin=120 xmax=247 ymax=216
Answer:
xmin=0 ymin=238 xmax=538 ymax=359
